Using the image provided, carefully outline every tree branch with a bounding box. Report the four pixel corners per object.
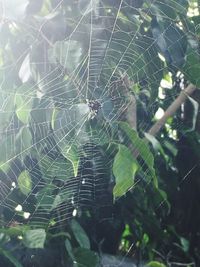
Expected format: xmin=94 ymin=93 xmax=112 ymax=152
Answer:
xmin=148 ymin=83 xmax=196 ymax=136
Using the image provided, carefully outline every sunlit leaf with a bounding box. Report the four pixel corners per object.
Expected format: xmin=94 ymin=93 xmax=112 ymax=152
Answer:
xmin=185 ymin=95 xmax=199 ymax=132
xmin=113 ymin=144 xmax=138 ymax=198
xmin=23 ymin=229 xmax=46 ymax=249
xmin=62 ymin=144 xmax=80 ymax=177
xmin=147 ymin=261 xmax=166 ymax=267
xmin=73 ymin=248 xmax=99 ymax=267
xmin=49 ymin=40 xmax=83 ymax=74
xmin=15 ymin=84 xmax=34 ymax=124
xmin=17 ymin=170 xmax=32 ymax=196
xmin=19 ymin=54 xmax=31 ymax=83
xmin=119 ymin=122 xmax=158 ymax=187
xmin=144 ymin=132 xmax=166 ymax=159
xmin=183 ymin=45 xmax=200 ymax=87
xmin=180 ymin=237 xmax=190 ymax=252
xmin=39 ymin=155 xmax=74 ymax=182
xmin=65 ymin=239 xmax=75 ymax=260
xmin=71 ymin=220 xmax=90 ymax=249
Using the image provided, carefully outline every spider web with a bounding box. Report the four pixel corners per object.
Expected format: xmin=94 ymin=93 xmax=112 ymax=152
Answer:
xmin=0 ymin=0 xmax=197 ymax=241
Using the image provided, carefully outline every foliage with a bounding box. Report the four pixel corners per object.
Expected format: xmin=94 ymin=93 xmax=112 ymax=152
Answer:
xmin=0 ymin=0 xmax=199 ymax=266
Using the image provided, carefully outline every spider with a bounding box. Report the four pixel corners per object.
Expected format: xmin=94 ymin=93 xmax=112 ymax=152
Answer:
xmin=86 ymin=99 xmax=102 ymax=119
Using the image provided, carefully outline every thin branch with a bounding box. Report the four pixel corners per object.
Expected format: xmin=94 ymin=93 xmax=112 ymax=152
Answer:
xmin=148 ymin=83 xmax=196 ymax=136
xmin=167 ymin=261 xmax=195 ymax=267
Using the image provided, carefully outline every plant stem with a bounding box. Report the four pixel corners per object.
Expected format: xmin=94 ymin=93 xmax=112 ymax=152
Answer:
xmin=148 ymin=83 xmax=196 ymax=136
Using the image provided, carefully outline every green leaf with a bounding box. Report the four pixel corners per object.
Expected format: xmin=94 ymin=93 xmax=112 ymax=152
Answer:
xmin=49 ymin=40 xmax=83 ymax=74
xmin=0 ymin=93 xmax=14 ymax=129
xmin=146 ymin=261 xmax=166 ymax=267
xmin=19 ymin=54 xmax=31 ymax=83
xmin=51 ymin=108 xmax=59 ymax=130
xmin=144 ymin=132 xmax=166 ymax=159
xmin=23 ymin=229 xmax=46 ymax=249
xmin=151 ymin=0 xmax=188 ymax=16
xmin=65 ymin=239 xmax=75 ymax=260
xmin=15 ymin=127 xmax=32 ymax=157
xmin=183 ymin=45 xmax=200 ymax=87
xmin=163 ymin=140 xmax=178 ymax=157
xmin=0 ymin=225 xmax=30 ymax=237
xmin=15 ymin=84 xmax=34 ymax=124
xmin=180 ymin=237 xmax=190 ymax=252
xmin=164 ymin=0 xmax=188 ymax=14
xmin=185 ymin=95 xmax=199 ymax=132
xmin=62 ymin=144 xmax=80 ymax=177
xmin=17 ymin=170 xmax=32 ymax=196
xmin=71 ymin=220 xmax=90 ymax=249
xmin=53 ymin=104 xmax=90 ymax=145
xmin=39 ymin=155 xmax=74 ymax=182
xmin=36 ymin=184 xmax=58 ymax=212
xmin=0 ymin=134 xmax=15 ymax=162
xmin=151 ymin=2 xmax=177 ymax=20
xmin=53 ymin=105 xmax=90 ymax=175
xmin=113 ymin=144 xmax=138 ymax=198
xmin=73 ymin=248 xmax=99 ymax=267
xmin=0 ymin=247 xmax=23 ymax=267
xmin=119 ymin=122 xmax=158 ymax=187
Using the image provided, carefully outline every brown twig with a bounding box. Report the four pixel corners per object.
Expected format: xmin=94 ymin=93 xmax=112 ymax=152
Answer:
xmin=148 ymin=83 xmax=196 ymax=136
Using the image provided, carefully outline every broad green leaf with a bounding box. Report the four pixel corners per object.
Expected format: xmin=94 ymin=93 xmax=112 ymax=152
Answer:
xmin=0 ymin=247 xmax=23 ymax=267
xmin=163 ymin=140 xmax=178 ymax=157
xmin=37 ymin=188 xmax=72 ymax=212
xmin=63 ymin=145 xmax=80 ymax=177
xmin=0 ymin=225 xmax=30 ymax=237
xmin=23 ymin=229 xmax=46 ymax=249
xmin=164 ymin=0 xmax=188 ymax=14
xmin=152 ymin=20 xmax=187 ymax=70
xmin=36 ymin=183 xmax=74 ymax=212
xmin=183 ymin=45 xmax=200 ymax=87
xmin=119 ymin=122 xmax=158 ymax=187
xmin=113 ymin=144 xmax=138 ymax=198
xmin=39 ymin=155 xmax=74 ymax=182
xmin=147 ymin=261 xmax=166 ymax=267
xmin=73 ymin=248 xmax=99 ymax=267
xmin=19 ymin=54 xmax=31 ymax=83
xmin=51 ymin=108 xmax=59 ymax=130
xmin=142 ymin=233 xmax=149 ymax=245
xmin=185 ymin=95 xmax=199 ymax=132
xmin=65 ymin=239 xmax=75 ymax=260
xmin=103 ymin=31 xmax=162 ymax=101
xmin=36 ymin=184 xmax=57 ymax=212
xmin=71 ymin=220 xmax=90 ymax=249
xmin=53 ymin=105 xmax=90 ymax=175
xmin=53 ymin=104 xmax=90 ymax=145
xmin=150 ymin=2 xmax=177 ymax=20
xmin=0 ymin=93 xmax=14 ymax=129
xmin=144 ymin=132 xmax=166 ymax=159
xmin=0 ymin=233 xmax=9 ymax=245
xmin=50 ymin=40 xmax=83 ymax=74
xmin=0 ymin=162 xmax=10 ymax=174
xmin=15 ymin=84 xmax=34 ymax=124
xmin=149 ymin=0 xmax=188 ymax=16
xmin=180 ymin=237 xmax=190 ymax=252
xmin=15 ymin=127 xmax=32 ymax=157
xmin=17 ymin=170 xmax=32 ymax=196
xmin=0 ymin=134 xmax=15 ymax=162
